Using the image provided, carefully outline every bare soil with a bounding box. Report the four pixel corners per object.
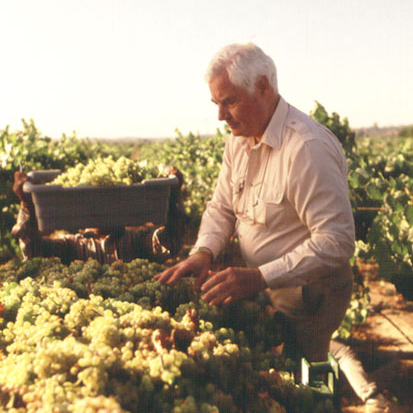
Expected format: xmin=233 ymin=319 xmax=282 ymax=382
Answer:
xmin=341 ymin=262 xmax=413 ymax=413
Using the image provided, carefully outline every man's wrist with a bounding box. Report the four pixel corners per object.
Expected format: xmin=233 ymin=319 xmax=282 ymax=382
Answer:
xmin=255 ymin=268 xmax=267 ymax=291
xmin=189 ymin=246 xmax=214 ymax=262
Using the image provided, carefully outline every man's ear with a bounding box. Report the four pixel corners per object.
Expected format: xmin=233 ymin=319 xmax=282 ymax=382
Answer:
xmin=256 ymin=76 xmax=270 ymax=95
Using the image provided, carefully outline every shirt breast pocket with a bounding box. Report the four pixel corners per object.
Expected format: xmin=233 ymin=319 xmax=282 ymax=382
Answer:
xmin=262 ymin=186 xmax=287 ymax=227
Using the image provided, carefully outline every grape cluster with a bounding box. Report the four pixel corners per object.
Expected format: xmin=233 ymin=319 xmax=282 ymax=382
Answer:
xmin=49 ymin=156 xmax=164 ymax=187
xmin=0 ymin=257 xmax=330 ymax=412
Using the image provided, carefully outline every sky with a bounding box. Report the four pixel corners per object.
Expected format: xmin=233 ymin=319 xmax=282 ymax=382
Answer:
xmin=0 ymin=0 xmax=412 ymax=139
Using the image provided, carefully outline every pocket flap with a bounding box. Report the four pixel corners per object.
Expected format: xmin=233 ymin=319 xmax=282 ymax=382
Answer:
xmin=262 ymin=184 xmax=284 ymax=204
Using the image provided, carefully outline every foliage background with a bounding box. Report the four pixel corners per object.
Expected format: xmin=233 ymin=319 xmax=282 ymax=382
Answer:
xmin=1 ymin=107 xmax=413 ymax=302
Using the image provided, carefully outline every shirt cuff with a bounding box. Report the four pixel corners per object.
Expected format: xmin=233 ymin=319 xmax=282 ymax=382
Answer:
xmin=189 ymin=246 xmax=214 ymax=261
xmin=258 ymin=259 xmax=289 ymax=289
xmin=192 ymin=235 xmax=225 ymax=262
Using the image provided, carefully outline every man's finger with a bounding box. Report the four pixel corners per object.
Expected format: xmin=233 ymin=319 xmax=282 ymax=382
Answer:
xmin=222 ymin=295 xmax=234 ymax=306
xmin=165 ymin=269 xmax=186 ymax=285
xmin=201 ymin=277 xmax=231 ymax=304
xmin=154 ymin=267 xmax=176 ymax=282
xmin=201 ymin=270 xmax=226 ymax=292
xmin=205 ymin=289 xmax=231 ymax=306
xmin=194 ymin=269 xmax=211 ymax=290
xmin=153 ymin=267 xmax=169 ymax=280
xmin=156 ymin=264 xmax=189 ymax=285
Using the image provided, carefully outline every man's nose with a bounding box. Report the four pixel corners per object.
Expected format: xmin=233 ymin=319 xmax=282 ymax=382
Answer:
xmin=218 ymin=104 xmax=229 ymax=121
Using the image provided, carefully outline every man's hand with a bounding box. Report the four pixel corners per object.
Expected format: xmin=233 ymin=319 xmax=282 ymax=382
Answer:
xmin=200 ymin=267 xmax=267 ymax=306
xmin=154 ymin=252 xmax=212 ymax=288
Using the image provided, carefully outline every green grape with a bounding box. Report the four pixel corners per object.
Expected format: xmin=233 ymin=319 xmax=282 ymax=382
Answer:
xmin=50 ymin=156 xmax=164 ymax=187
xmin=0 ymin=257 xmax=305 ymax=413
xmin=69 ymin=395 xmax=126 ymax=413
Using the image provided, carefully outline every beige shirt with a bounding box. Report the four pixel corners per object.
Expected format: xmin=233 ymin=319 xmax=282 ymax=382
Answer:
xmin=194 ymin=96 xmax=355 ymax=289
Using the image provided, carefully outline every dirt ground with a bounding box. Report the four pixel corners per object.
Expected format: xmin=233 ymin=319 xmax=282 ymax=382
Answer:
xmin=340 ymin=262 xmax=413 ymax=413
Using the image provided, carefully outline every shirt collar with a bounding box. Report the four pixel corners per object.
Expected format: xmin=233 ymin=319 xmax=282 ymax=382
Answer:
xmin=237 ymin=96 xmax=289 ymax=152
xmin=260 ymin=96 xmax=289 ymax=150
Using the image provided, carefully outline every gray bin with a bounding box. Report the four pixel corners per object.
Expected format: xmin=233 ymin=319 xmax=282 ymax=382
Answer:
xmin=23 ymin=170 xmax=179 ymax=234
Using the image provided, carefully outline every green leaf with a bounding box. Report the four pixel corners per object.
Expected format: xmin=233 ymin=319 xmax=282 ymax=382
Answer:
xmin=405 ymin=204 xmax=413 ymax=225
xmin=392 ymin=241 xmax=408 ymax=257
xmin=348 ymin=171 xmax=360 ymax=189
xmin=408 ymin=227 xmax=413 ymax=243
xmin=366 ymin=181 xmax=383 ymax=200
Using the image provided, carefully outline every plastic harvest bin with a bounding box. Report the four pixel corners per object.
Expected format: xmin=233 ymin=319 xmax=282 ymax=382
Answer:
xmin=22 ymin=170 xmax=179 ymax=234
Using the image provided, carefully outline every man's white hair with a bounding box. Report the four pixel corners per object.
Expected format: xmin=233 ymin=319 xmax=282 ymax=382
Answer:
xmin=205 ymin=42 xmax=278 ymax=95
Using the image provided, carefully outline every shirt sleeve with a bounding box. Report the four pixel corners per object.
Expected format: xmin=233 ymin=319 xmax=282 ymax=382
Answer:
xmin=192 ymin=138 xmax=237 ymax=260
xmin=259 ymin=134 xmax=355 ymax=289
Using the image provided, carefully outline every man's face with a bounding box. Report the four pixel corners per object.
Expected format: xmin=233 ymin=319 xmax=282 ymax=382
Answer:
xmin=209 ymin=70 xmax=269 ymax=139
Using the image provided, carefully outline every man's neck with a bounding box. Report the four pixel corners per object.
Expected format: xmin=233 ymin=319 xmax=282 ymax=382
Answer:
xmin=254 ymin=93 xmax=281 ymax=143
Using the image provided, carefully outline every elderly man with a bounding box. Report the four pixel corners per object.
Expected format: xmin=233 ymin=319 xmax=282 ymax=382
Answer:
xmin=156 ymin=43 xmax=400 ymax=413
xmin=156 ymin=42 xmax=355 ymax=363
